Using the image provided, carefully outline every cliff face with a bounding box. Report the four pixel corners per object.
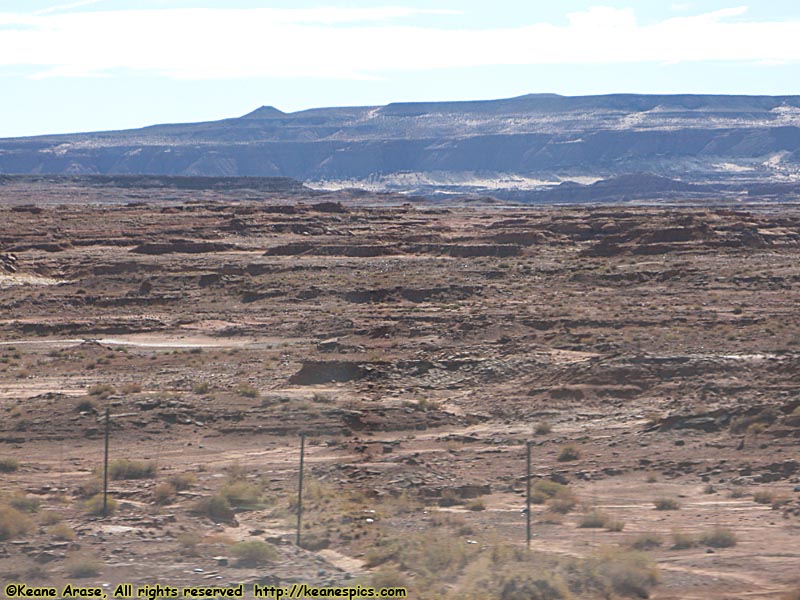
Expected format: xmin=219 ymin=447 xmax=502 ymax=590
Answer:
xmin=2 ymin=94 xmax=800 ymax=197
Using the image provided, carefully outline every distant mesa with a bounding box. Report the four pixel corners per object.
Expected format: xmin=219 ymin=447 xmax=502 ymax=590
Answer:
xmin=2 ymin=93 xmax=800 ymax=202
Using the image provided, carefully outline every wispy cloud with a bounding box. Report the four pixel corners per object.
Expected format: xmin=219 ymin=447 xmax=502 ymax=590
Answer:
xmin=0 ymin=5 xmax=798 ymax=80
xmin=34 ymin=0 xmax=109 ymax=16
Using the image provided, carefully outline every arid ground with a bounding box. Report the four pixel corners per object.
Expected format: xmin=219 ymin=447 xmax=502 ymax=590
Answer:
xmin=1 ymin=182 xmax=799 ymax=599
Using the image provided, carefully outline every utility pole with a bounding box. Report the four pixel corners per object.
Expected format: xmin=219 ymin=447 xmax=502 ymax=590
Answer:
xmin=103 ymin=408 xmax=110 ymax=517
xmin=296 ymin=433 xmax=306 ymax=546
xmin=526 ymin=441 xmax=532 ymax=549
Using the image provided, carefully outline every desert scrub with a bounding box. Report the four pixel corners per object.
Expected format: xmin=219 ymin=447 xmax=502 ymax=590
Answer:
xmin=220 ymin=481 xmax=265 ymax=510
xmin=9 ymin=493 xmax=40 ymax=513
xmin=365 ymin=529 xmax=476 ymax=586
xmin=87 ymin=383 xmax=116 ymax=398
xmin=0 ymin=457 xmax=19 ymax=472
xmin=108 ymin=459 xmax=156 ymax=480
xmin=730 ymin=408 xmax=778 ymax=434
xmin=547 ymin=496 xmax=577 ymax=515
xmin=177 ymin=532 xmax=202 ymax=556
xmin=438 ymin=489 xmax=464 ymax=507
xmin=153 ymin=482 xmax=177 ymax=505
xmin=236 ymin=384 xmax=259 ymax=399
xmin=490 ymin=570 xmax=571 ymax=600
xmin=231 ymin=541 xmax=278 ymax=567
xmin=557 ymin=445 xmax=580 ymax=462
xmin=0 ymin=504 xmax=33 ymax=540
xmin=653 ymin=498 xmax=680 ymax=511
xmin=75 ymin=398 xmax=98 ymax=413
xmin=369 ymin=568 xmax=412 ymax=593
xmin=167 ymin=472 xmax=196 ymax=491
xmin=85 ymin=494 xmax=117 ymax=516
xmin=76 ymin=478 xmax=103 ymax=498
xmin=630 ymin=532 xmax=663 ymax=550
xmin=64 ymin=555 xmax=102 ymax=578
xmin=670 ymin=531 xmax=698 ymax=550
xmin=753 ymin=490 xmax=777 ymax=504
xmin=194 ymin=494 xmax=234 ymax=522
xmin=728 ymin=486 xmax=747 ymax=498
xmin=534 ymin=421 xmax=552 ymax=435
xmin=590 ymin=548 xmax=660 ymax=599
xmin=699 ymin=527 xmax=737 ymax=548
xmin=578 ymin=510 xmax=612 ymax=529
xmin=605 ymin=519 xmax=626 ymax=532
xmin=39 ymin=511 xmax=63 ymax=526
xmin=49 ymin=523 xmax=76 ymax=541
xmin=192 ymin=381 xmax=211 ymax=394
xmin=530 ymin=480 xmax=576 ymax=506
xmin=465 ymin=498 xmax=486 ymax=511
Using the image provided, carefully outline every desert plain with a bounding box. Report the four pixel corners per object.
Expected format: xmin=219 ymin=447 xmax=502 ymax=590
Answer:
xmin=0 ymin=178 xmax=799 ymax=599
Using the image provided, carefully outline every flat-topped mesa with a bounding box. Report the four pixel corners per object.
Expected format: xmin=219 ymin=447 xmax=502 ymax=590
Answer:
xmin=3 ymin=93 xmax=800 ymax=193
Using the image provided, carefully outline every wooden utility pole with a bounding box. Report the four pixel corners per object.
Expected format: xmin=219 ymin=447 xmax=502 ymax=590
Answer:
xmin=102 ymin=408 xmax=110 ymax=517
xmin=526 ymin=441 xmax=532 ymax=549
xmin=296 ymin=433 xmax=306 ymax=546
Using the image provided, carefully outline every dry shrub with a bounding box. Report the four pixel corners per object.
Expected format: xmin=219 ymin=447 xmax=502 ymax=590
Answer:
xmin=0 ymin=505 xmax=32 ymax=540
xmin=49 ymin=523 xmax=76 ymax=541
xmin=463 ymin=544 xmax=658 ymax=600
xmin=547 ymin=495 xmax=577 ymax=514
xmin=589 ymin=548 xmax=660 ymax=599
xmin=370 ymin=567 xmax=411 ymax=592
xmin=671 ymin=531 xmax=698 ymax=550
xmin=630 ymin=532 xmax=662 ymax=550
xmin=578 ymin=511 xmax=611 ymax=529
xmin=75 ymin=398 xmax=98 ymax=413
xmin=109 ymin=459 xmax=156 ymax=480
xmin=497 ymin=572 xmax=571 ymax=600
xmin=194 ymin=494 xmax=234 ymax=522
xmin=531 ymin=481 xmax=575 ymax=505
xmin=438 ymin=489 xmax=464 ymax=507
xmin=153 ymin=482 xmax=177 ymax=505
xmin=65 ymin=554 xmax=102 ymax=578
xmin=177 ymin=532 xmax=202 ymax=556
xmin=9 ymin=493 xmax=40 ymax=513
xmin=39 ymin=511 xmax=63 ymax=526
xmin=168 ymin=472 xmax=196 ymax=491
xmin=365 ymin=529 xmax=475 ymax=585
xmin=88 ymin=383 xmax=116 ymax=398
xmin=193 ymin=381 xmax=211 ymax=394
xmin=236 ymin=384 xmax=259 ymax=398
xmin=729 ymin=486 xmax=747 ymax=498
xmin=557 ymin=445 xmax=581 ymax=462
xmin=231 ymin=541 xmax=278 ymax=567
xmin=606 ymin=519 xmax=626 ymax=532
xmin=730 ymin=408 xmax=778 ymax=434
xmin=699 ymin=528 xmax=737 ymax=548
xmin=85 ymin=494 xmax=117 ymax=516
xmin=753 ymin=490 xmax=778 ymax=504
xmin=77 ymin=478 xmax=103 ymax=498
xmin=0 ymin=457 xmax=19 ymax=472
xmin=653 ymin=498 xmax=680 ymax=511
xmin=220 ymin=481 xmax=264 ymax=509
xmin=466 ymin=499 xmax=486 ymax=511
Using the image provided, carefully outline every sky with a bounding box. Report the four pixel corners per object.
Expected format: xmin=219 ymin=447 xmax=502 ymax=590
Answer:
xmin=2 ymin=1 xmax=800 ymax=137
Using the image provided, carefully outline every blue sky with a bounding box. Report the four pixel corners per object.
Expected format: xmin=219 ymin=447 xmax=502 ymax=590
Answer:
xmin=2 ymin=1 xmax=800 ymax=137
